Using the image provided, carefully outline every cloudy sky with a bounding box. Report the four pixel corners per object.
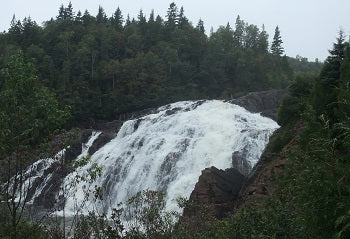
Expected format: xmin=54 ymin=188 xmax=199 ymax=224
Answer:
xmin=1 ymin=0 xmax=349 ymax=61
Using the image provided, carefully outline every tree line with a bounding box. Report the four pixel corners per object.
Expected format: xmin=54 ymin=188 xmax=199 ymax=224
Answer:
xmin=0 ymin=2 xmax=302 ymax=126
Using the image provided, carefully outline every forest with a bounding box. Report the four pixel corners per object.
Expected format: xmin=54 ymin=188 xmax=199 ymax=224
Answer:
xmin=0 ymin=2 xmax=321 ymax=126
xmin=3 ymin=2 xmax=349 ymax=239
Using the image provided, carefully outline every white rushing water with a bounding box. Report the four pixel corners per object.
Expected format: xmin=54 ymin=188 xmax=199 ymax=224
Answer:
xmin=59 ymin=100 xmax=279 ymax=216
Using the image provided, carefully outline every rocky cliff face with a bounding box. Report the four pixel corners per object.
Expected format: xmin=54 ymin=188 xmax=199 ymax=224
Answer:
xmin=234 ymin=121 xmax=302 ymax=210
xmin=229 ymin=89 xmax=286 ymax=121
xmin=182 ymin=167 xmax=245 ymax=219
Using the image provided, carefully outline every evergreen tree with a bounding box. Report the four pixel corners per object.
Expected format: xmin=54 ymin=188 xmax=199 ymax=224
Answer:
xmin=56 ymin=2 xmax=74 ymax=22
xmin=137 ymin=9 xmax=146 ymax=25
xmin=313 ymin=31 xmax=346 ymax=120
xmin=177 ymin=6 xmax=189 ymax=28
xmin=0 ymin=5 xmax=294 ymax=125
xmin=125 ymin=14 xmax=131 ymax=26
xmin=149 ymin=10 xmax=155 ymax=23
xmin=271 ymin=26 xmax=284 ymax=56
xmin=337 ymin=42 xmax=350 ymax=119
xmin=196 ymin=19 xmax=205 ymax=34
xmin=75 ymin=10 xmax=83 ymax=23
xmin=82 ymin=10 xmax=94 ymax=25
xmin=166 ymin=2 xmax=178 ymax=28
xmin=8 ymin=15 xmax=23 ymax=43
xmin=57 ymin=4 xmax=65 ymax=21
xmin=257 ymin=24 xmax=269 ymax=53
xmin=96 ymin=6 xmax=107 ymax=24
xmin=112 ymin=7 xmax=123 ymax=30
xmin=65 ymin=2 xmax=74 ymax=21
xmin=233 ymin=15 xmax=244 ymax=48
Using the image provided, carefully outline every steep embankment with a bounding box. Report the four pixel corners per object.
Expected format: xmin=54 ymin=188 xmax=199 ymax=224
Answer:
xmin=233 ymin=121 xmax=303 ymax=210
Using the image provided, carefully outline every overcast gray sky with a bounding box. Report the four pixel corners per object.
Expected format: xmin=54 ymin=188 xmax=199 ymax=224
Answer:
xmin=1 ymin=0 xmax=349 ymax=61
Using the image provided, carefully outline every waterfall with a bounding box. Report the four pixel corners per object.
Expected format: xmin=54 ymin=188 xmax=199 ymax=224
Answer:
xmin=62 ymin=100 xmax=279 ymax=216
xmin=14 ymin=100 xmax=279 ymax=218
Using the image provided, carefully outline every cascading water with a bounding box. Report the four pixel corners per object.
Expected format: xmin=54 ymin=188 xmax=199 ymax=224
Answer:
xmin=14 ymin=100 xmax=279 ymax=219
xmin=61 ymin=100 xmax=279 ymax=216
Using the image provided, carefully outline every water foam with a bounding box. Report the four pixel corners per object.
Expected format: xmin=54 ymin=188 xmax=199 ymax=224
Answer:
xmin=61 ymin=100 xmax=279 ymax=215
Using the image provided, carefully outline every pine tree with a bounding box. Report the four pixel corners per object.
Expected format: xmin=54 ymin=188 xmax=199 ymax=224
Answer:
xmin=82 ymin=10 xmax=93 ymax=25
xmin=138 ymin=9 xmax=146 ymax=25
xmin=338 ymin=42 xmax=350 ymax=119
xmin=257 ymin=24 xmax=269 ymax=53
xmin=196 ymin=19 xmax=205 ymax=34
xmin=313 ymin=31 xmax=346 ymax=120
xmin=8 ymin=15 xmax=23 ymax=43
xmin=75 ymin=10 xmax=83 ymax=23
xmin=166 ymin=2 xmax=178 ymax=28
xmin=271 ymin=26 xmax=284 ymax=56
xmin=233 ymin=15 xmax=244 ymax=48
xmin=96 ymin=6 xmax=107 ymax=24
xmin=177 ymin=6 xmax=188 ymax=28
xmin=125 ymin=14 xmax=131 ymax=26
xmin=149 ymin=10 xmax=155 ymax=23
xmin=112 ymin=7 xmax=123 ymax=30
xmin=65 ymin=1 xmax=74 ymax=21
xmin=57 ymin=4 xmax=65 ymax=21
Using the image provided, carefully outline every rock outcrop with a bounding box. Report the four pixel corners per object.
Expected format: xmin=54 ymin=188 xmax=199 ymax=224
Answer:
xmin=232 ymin=148 xmax=252 ymax=176
xmin=183 ymin=166 xmax=246 ymax=219
xmin=230 ymin=89 xmax=286 ymax=120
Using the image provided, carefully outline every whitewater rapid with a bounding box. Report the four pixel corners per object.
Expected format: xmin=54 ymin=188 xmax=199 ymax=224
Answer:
xmin=59 ymin=100 xmax=279 ymax=216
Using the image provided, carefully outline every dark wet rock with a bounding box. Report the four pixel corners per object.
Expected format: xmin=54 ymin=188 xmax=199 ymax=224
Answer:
xmin=184 ymin=100 xmax=206 ymax=112
xmin=64 ymin=129 xmax=93 ymax=162
xmin=165 ymin=107 xmax=182 ymax=116
xmin=183 ymin=166 xmax=246 ymax=219
xmin=65 ymin=142 xmax=82 ymax=162
xmin=232 ymin=149 xmax=252 ymax=177
xmin=229 ymin=89 xmax=286 ymax=120
xmin=133 ymin=119 xmax=143 ymax=132
xmin=81 ymin=129 xmax=93 ymax=143
xmin=88 ymin=132 xmax=114 ymax=155
xmin=33 ymin=161 xmax=70 ymax=209
xmin=93 ymin=120 xmax=124 ymax=134
xmin=87 ymin=120 xmax=124 ymax=155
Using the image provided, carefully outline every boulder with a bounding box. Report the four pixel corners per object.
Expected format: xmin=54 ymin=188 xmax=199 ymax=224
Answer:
xmin=183 ymin=166 xmax=246 ymax=219
xmin=230 ymin=89 xmax=286 ymax=120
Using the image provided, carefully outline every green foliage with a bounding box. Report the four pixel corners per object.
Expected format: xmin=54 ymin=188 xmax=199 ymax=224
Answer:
xmin=226 ymin=34 xmax=350 ymax=239
xmin=0 ymin=51 xmax=70 ymax=155
xmin=0 ymin=51 xmax=69 ymax=239
xmin=278 ymin=95 xmax=301 ymax=126
xmin=72 ymin=209 xmax=124 ymax=239
xmin=268 ymin=127 xmax=293 ymax=153
xmin=278 ymin=75 xmax=314 ymax=126
xmin=287 ymin=55 xmax=322 ymax=75
xmin=271 ymin=26 xmax=284 ymax=56
xmin=74 ymin=154 xmax=91 ymax=168
xmin=0 ymin=2 xmax=293 ymax=126
xmin=312 ymin=31 xmax=346 ymax=122
xmin=0 ymin=219 xmax=48 ymax=239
